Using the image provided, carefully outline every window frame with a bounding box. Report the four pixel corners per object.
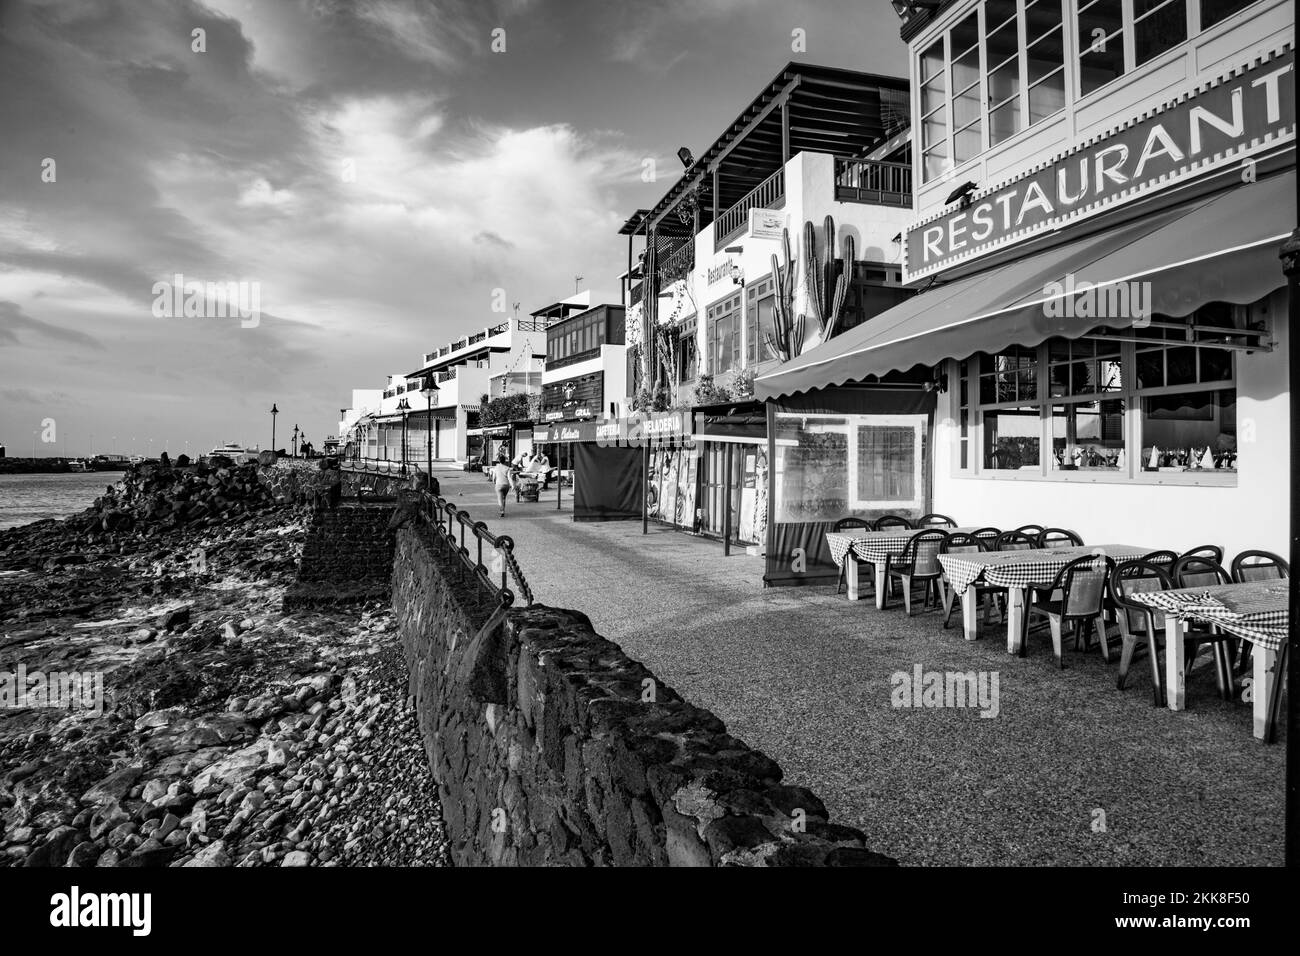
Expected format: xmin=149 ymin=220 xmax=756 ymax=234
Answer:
xmin=950 ymin=313 xmax=1243 ymax=485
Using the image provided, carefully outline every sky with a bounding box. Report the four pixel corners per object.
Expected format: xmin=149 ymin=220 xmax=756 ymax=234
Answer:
xmin=0 ymin=0 xmax=908 ymax=457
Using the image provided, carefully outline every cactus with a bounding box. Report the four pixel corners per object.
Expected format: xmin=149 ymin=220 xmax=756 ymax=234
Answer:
xmin=805 ymin=215 xmax=856 ymax=341
xmin=764 ymin=228 xmax=804 ymax=362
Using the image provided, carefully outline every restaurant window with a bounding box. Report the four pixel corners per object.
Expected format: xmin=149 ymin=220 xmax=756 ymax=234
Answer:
xmin=707 ymin=292 xmax=742 ymax=375
xmin=986 ymin=0 xmax=1021 ymax=145
xmin=680 ymin=331 xmax=698 ymax=383
xmin=1025 ymin=0 xmax=1066 ymax=122
xmin=920 ymin=37 xmax=949 ymax=182
xmin=1077 ymin=0 xmax=1125 ymax=96
xmin=1200 ymin=0 xmax=1257 ymax=28
xmin=1133 ymin=0 xmax=1187 ymax=67
xmin=950 ymin=12 xmax=983 ymax=164
xmin=961 ymin=303 xmax=1245 ymax=480
xmin=745 ymin=275 xmax=777 ymax=366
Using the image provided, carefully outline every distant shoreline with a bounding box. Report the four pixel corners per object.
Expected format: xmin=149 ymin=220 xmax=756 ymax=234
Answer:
xmin=0 ymin=458 xmax=129 ymax=475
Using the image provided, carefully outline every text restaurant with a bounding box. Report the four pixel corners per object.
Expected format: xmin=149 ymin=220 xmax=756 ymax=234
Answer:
xmin=757 ymin=0 xmax=1295 ymax=578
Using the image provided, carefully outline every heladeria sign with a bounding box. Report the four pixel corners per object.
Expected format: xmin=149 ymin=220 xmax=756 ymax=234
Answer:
xmin=903 ymin=45 xmax=1295 ymax=280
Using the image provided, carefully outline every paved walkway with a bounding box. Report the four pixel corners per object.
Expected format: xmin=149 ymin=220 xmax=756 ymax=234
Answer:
xmin=434 ymin=467 xmax=1283 ymax=865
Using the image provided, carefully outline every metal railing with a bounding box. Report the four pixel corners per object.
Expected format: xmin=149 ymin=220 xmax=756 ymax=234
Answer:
xmin=425 ymin=495 xmax=534 ymax=608
xmin=714 ymin=168 xmax=785 ymax=246
xmin=436 ymin=368 xmax=457 ymax=383
xmin=833 ymin=158 xmax=912 ymax=206
xmin=657 ymin=241 xmax=695 ymax=283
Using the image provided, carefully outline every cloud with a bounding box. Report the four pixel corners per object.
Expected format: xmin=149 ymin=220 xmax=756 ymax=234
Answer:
xmin=0 ymin=300 xmax=103 ymax=350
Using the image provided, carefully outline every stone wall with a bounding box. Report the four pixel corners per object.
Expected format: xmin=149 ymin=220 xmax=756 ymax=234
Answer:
xmin=392 ymin=521 xmax=893 ymax=867
xmin=282 ymin=504 xmax=396 ymax=610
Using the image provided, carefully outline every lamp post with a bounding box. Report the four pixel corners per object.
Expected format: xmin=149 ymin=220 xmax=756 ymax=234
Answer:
xmin=420 ymin=375 xmax=440 ymax=481
xmin=292 ymin=424 xmax=300 ymax=458
xmin=397 ymin=397 xmax=410 ymax=476
xmin=270 ymin=404 xmax=279 ymax=458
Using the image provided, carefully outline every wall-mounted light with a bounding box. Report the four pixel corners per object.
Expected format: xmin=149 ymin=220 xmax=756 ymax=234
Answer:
xmin=944 ymin=181 xmax=978 ymax=209
xmin=677 ymin=147 xmax=695 ymax=168
xmin=923 ymin=372 xmax=950 ymax=394
xmin=730 ymin=264 xmax=745 ymax=286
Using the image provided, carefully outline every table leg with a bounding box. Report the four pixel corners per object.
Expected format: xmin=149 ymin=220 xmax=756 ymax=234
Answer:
xmin=1252 ymin=646 xmax=1279 ymax=741
xmin=845 ymin=557 xmax=861 ymax=602
xmin=875 ymin=564 xmax=888 ymax=611
xmin=1005 ymin=587 xmax=1025 ymax=655
xmin=961 ymin=587 xmax=978 ymax=642
xmin=1165 ymin=617 xmax=1187 ymax=711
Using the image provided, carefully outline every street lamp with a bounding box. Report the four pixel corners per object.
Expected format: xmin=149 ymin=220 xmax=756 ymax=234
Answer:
xmin=292 ymin=424 xmax=300 ymax=458
xmin=396 ymin=398 xmax=411 ymax=475
xmin=270 ymin=403 xmax=279 ymax=457
xmin=420 ymin=375 xmax=440 ymax=481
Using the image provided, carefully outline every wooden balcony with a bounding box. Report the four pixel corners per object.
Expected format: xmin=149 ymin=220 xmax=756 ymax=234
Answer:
xmin=833 ymin=159 xmax=911 ymax=207
xmin=713 ymin=168 xmax=785 ymax=248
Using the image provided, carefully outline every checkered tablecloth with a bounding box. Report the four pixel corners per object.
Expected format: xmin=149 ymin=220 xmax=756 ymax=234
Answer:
xmin=938 ymin=545 xmax=1149 ymax=594
xmin=826 ymin=528 xmax=979 ymax=570
xmin=1131 ymin=581 xmax=1290 ymax=651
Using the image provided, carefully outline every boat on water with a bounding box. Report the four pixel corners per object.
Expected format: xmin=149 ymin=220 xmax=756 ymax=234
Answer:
xmin=206 ymin=443 xmax=261 ymax=465
xmin=67 ymin=459 xmax=90 ymax=472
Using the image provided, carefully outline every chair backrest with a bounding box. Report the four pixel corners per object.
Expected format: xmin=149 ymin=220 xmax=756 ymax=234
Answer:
xmin=1180 ymin=544 xmax=1224 ymax=566
xmin=1171 ymin=555 xmax=1231 ymax=589
xmin=1231 ymin=549 xmax=1290 ymax=582
xmin=874 ymin=514 xmax=914 ymax=530
xmin=1057 ymin=554 xmax=1114 ymax=617
xmin=1139 ymin=550 xmax=1178 ymax=574
xmin=940 ymin=532 xmax=984 ymax=555
xmin=898 ymin=528 xmax=948 ymax=575
xmin=918 ymin=513 xmax=957 ymax=528
xmin=1015 ymin=524 xmax=1047 ymax=539
xmin=833 ymin=516 xmax=873 ymax=532
xmin=1110 ymin=560 xmax=1172 ymax=634
xmin=1038 ymin=527 xmax=1083 ymax=549
xmin=971 ymin=527 xmax=1001 ymax=547
xmin=994 ymin=530 xmax=1037 ymax=551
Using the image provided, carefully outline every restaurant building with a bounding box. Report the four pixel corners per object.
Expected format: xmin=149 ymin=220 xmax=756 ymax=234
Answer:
xmin=757 ymin=0 xmax=1295 ymax=566
xmin=620 ymin=62 xmax=920 ymax=556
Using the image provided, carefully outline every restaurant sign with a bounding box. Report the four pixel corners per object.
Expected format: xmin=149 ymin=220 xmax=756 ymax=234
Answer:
xmin=534 ymin=412 xmax=688 ymax=446
xmin=748 ymin=208 xmax=785 ymax=241
xmin=903 ymin=45 xmax=1295 ymax=280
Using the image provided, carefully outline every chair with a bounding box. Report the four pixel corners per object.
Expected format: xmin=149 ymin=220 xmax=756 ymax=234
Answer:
xmin=1180 ymin=544 xmax=1224 ymax=566
xmin=971 ymin=527 xmax=1001 ymax=549
xmin=874 ymin=514 xmax=914 ymax=530
xmin=1038 ymin=528 xmax=1084 ymax=549
xmin=882 ymin=529 xmax=948 ymax=616
xmin=1015 ymin=524 xmax=1047 ymax=540
xmin=1023 ymin=554 xmax=1114 ymax=667
xmin=1109 ymin=561 xmax=1234 ymax=706
xmin=918 ymin=513 xmax=957 ymax=528
xmin=832 ymin=517 xmax=874 ymax=596
xmin=1231 ymin=550 xmax=1290 ymax=582
xmin=994 ymin=530 xmax=1037 ymax=551
xmin=939 ymin=532 xmax=997 ymax=632
xmin=1138 ymin=550 xmax=1179 ymax=575
xmin=1171 ymin=555 xmax=1231 ymax=589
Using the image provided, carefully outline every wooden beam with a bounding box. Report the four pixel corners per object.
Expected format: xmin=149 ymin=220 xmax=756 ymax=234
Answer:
xmin=709 ymin=74 xmax=801 ymax=172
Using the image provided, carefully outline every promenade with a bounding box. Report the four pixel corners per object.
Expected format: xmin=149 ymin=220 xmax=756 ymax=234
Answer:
xmin=432 ymin=468 xmax=1283 ymax=866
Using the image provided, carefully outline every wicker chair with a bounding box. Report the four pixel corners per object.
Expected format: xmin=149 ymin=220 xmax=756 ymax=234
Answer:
xmin=1180 ymin=544 xmax=1224 ymax=566
xmin=918 ymin=513 xmax=957 ymax=528
xmin=832 ymin=517 xmax=874 ymax=596
xmin=1109 ymin=560 xmax=1234 ymax=706
xmin=874 ymin=514 xmax=914 ymax=530
xmin=1231 ymin=550 xmax=1290 ymax=582
xmin=1023 ymin=554 xmax=1114 ymax=667
xmin=882 ymin=529 xmax=948 ymax=616
xmin=1038 ymin=528 xmax=1083 ymax=549
xmin=971 ymin=527 xmax=1001 ymax=549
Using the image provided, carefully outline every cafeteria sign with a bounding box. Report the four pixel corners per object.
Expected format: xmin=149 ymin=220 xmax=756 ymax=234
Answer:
xmin=904 ymin=45 xmax=1295 ymax=280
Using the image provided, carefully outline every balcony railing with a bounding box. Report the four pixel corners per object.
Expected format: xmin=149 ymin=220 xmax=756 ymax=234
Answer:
xmin=629 ymin=280 xmax=643 ymax=307
xmin=488 ymin=322 xmax=509 ymax=336
xmin=517 ymin=318 xmax=549 ymax=333
xmin=714 ymin=168 xmax=785 ymax=247
xmin=834 ymin=159 xmax=911 ymax=207
xmin=657 ymin=242 xmax=695 ymax=283
xmin=436 ymin=369 xmax=457 ymax=384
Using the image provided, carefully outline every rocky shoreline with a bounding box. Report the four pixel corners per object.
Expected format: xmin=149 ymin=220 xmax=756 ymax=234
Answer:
xmin=0 ymin=463 xmax=448 ymax=867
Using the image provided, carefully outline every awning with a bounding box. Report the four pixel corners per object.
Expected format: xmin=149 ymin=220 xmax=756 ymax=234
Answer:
xmin=756 ymin=170 xmax=1294 ymax=400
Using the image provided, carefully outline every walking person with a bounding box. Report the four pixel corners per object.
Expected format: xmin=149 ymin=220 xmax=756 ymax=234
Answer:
xmin=491 ymin=454 xmax=512 ymax=518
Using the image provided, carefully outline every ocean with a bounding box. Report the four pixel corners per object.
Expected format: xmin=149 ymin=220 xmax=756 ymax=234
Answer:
xmin=0 ymin=472 xmax=122 ymax=530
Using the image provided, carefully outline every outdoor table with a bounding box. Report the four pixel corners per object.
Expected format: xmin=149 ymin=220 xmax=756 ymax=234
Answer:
xmin=937 ymin=545 xmax=1150 ymax=653
xmin=826 ymin=527 xmax=979 ymax=610
xmin=1131 ymin=581 xmax=1289 ymax=739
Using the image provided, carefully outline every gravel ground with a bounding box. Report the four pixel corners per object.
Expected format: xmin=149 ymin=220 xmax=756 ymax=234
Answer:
xmin=437 ymin=467 xmax=1285 ymax=867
